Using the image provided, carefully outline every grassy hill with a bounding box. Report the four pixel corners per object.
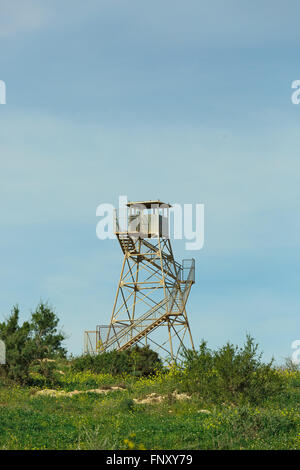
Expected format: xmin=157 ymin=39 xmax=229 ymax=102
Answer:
xmin=0 ymin=362 xmax=299 ymax=450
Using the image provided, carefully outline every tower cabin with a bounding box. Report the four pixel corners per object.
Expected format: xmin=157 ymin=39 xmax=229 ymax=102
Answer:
xmin=115 ymin=200 xmax=171 ymax=239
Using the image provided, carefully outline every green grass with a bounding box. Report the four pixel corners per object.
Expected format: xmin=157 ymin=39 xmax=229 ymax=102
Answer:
xmin=0 ymin=366 xmax=300 ymax=450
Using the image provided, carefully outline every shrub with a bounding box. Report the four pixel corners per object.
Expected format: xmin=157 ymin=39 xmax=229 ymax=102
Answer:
xmin=72 ymin=350 xmax=131 ymax=375
xmin=29 ymin=359 xmax=63 ymax=388
xmin=0 ymin=303 xmax=66 ymax=384
xmin=72 ymin=346 xmax=162 ymax=377
xmin=182 ymin=336 xmax=286 ymax=405
xmin=130 ymin=345 xmax=162 ymax=377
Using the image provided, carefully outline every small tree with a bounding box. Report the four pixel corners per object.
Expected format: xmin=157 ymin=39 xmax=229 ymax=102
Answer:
xmin=0 ymin=302 xmax=66 ymax=384
xmin=0 ymin=306 xmax=32 ymax=383
xmin=29 ymin=302 xmax=67 ymax=360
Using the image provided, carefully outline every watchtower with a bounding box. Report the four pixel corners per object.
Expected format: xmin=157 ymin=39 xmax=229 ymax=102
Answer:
xmin=85 ymin=200 xmax=195 ymax=361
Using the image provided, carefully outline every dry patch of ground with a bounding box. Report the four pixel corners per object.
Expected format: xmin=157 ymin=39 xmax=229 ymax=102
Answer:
xmin=34 ymin=388 xmax=191 ymax=403
xmin=133 ymin=391 xmax=191 ymax=404
xmin=35 ymin=386 xmax=125 ymax=398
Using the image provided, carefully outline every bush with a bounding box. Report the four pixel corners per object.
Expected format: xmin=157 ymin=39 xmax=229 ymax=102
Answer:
xmin=29 ymin=359 xmax=63 ymax=388
xmin=72 ymin=350 xmax=131 ymax=375
xmin=182 ymin=336 xmax=286 ymax=405
xmin=72 ymin=346 xmax=162 ymax=377
xmin=130 ymin=345 xmax=163 ymax=377
xmin=0 ymin=302 xmax=66 ymax=384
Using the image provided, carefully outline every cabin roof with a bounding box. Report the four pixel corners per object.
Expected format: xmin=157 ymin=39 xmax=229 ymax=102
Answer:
xmin=126 ymin=200 xmax=172 ymax=209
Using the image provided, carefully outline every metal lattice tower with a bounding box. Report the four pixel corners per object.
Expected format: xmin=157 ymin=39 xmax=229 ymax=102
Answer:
xmin=86 ymin=200 xmax=195 ymax=361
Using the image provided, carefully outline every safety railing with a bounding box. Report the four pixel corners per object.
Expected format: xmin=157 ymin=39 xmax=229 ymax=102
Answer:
xmin=102 ymin=298 xmax=168 ymax=351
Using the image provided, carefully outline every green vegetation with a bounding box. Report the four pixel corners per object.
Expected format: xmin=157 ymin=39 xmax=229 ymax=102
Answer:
xmin=0 ymin=330 xmax=299 ymax=449
xmin=71 ymin=345 xmax=162 ymax=377
xmin=182 ymin=336 xmax=285 ymax=405
xmin=0 ymin=303 xmax=66 ymax=385
xmin=0 ymin=305 xmax=299 ymax=449
xmin=0 ymin=361 xmax=299 ymax=450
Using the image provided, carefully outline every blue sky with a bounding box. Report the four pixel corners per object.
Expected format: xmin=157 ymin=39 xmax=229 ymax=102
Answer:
xmin=0 ymin=0 xmax=300 ymax=362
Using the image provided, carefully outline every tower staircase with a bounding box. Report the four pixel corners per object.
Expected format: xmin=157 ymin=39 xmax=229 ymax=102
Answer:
xmin=100 ymin=242 xmax=194 ymax=352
